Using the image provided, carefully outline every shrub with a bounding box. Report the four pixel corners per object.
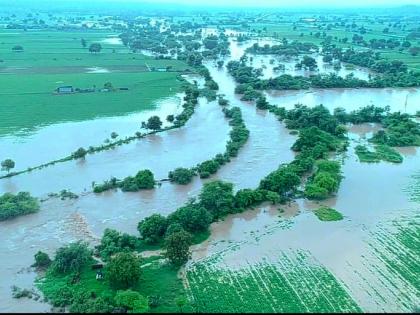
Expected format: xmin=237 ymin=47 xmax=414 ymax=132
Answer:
xmin=33 ymin=251 xmax=51 ymax=268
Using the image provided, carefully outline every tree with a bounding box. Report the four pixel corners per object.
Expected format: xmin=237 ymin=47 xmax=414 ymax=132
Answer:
xmin=120 ymin=169 xmax=155 ymax=192
xmin=72 ymin=147 xmax=87 ymax=159
xmin=199 ymin=180 xmax=235 ymax=219
xmin=89 ymin=43 xmax=102 ymax=53
xmin=33 ymin=251 xmax=51 ymax=268
xmin=256 ymin=96 xmax=269 ymax=110
xmin=1 ymin=159 xmax=15 ymax=173
xmin=166 ymin=114 xmax=175 ymax=123
xmin=167 ymin=203 xmax=212 ymax=233
xmin=146 ymin=116 xmax=162 ymax=130
xmin=168 ymin=167 xmax=195 ymax=185
xmin=51 ymin=241 xmax=91 ymax=274
xmin=114 ymin=290 xmax=149 ymax=313
xmin=107 ymin=252 xmax=141 ymax=289
xmin=164 ymin=230 xmax=192 ymax=266
xmin=137 ymin=214 xmax=167 ymax=244
xmin=81 ymin=38 xmax=87 ymax=48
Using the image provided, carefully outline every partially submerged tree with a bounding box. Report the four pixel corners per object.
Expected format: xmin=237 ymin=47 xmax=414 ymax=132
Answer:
xmin=1 ymin=159 xmax=15 ymax=173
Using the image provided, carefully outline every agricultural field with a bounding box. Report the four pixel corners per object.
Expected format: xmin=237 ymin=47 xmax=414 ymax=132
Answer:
xmin=0 ymin=29 xmax=189 ymax=136
xmin=186 ymin=250 xmax=361 ymax=313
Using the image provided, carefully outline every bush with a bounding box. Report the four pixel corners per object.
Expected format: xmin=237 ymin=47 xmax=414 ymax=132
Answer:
xmin=114 ymin=290 xmax=149 ymax=313
xmin=33 ymin=251 xmax=51 ymax=268
xmin=137 ymin=214 xmax=168 ymax=244
xmin=51 ymin=242 xmax=91 ymax=274
xmin=0 ymin=192 xmax=40 ymax=221
xmin=107 ymin=253 xmax=142 ymax=289
xmin=72 ymin=147 xmax=87 ymax=159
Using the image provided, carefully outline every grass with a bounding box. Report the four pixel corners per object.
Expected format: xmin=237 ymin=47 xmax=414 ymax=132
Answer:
xmin=355 ymin=144 xmax=403 ymax=163
xmin=313 ymin=206 xmax=344 ymax=222
xmin=186 ymin=250 xmax=361 ymax=312
xmin=37 ymin=255 xmax=190 ymax=313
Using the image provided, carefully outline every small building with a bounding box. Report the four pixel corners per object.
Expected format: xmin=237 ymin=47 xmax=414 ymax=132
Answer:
xmin=56 ymin=86 xmax=74 ymax=94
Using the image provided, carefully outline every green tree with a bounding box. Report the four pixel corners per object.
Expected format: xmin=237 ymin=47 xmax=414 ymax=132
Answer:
xmin=167 ymin=203 xmax=212 ymax=233
xmin=199 ymin=180 xmax=235 ymax=219
xmin=114 ymin=289 xmax=149 ymax=313
xmin=89 ymin=43 xmax=102 ymax=53
xmin=51 ymin=241 xmax=91 ymax=274
xmin=120 ymin=169 xmax=155 ymax=191
xmin=164 ymin=230 xmax=192 ymax=266
xmin=81 ymin=38 xmax=87 ymax=48
xmin=256 ymin=96 xmax=270 ymax=110
xmin=146 ymin=116 xmax=163 ymax=130
xmin=72 ymin=147 xmax=87 ymax=159
xmin=168 ymin=167 xmax=195 ymax=185
xmin=107 ymin=252 xmax=142 ymax=289
xmin=137 ymin=214 xmax=167 ymax=244
xmin=1 ymin=159 xmax=15 ymax=173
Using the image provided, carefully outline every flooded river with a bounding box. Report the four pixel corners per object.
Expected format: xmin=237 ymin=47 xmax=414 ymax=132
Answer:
xmin=0 ymin=35 xmax=419 ymax=312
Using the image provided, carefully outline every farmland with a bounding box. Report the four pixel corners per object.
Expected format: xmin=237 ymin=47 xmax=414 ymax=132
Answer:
xmin=186 ymin=250 xmax=361 ymax=313
xmin=0 ymin=29 xmax=188 ymax=136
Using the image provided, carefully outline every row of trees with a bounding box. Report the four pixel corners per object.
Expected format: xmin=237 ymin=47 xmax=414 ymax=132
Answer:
xmin=168 ymin=102 xmax=249 ymax=184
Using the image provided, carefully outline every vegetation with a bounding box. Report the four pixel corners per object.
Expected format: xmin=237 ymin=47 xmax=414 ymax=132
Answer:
xmin=313 ymin=206 xmax=344 ymax=221
xmin=0 ymin=192 xmax=40 ymax=221
xmin=355 ymin=144 xmax=403 ymax=163
xmin=33 ymin=251 xmax=52 ymax=269
xmin=164 ymin=230 xmax=193 ymax=266
xmin=106 ymin=252 xmax=142 ymax=289
xmin=51 ymin=242 xmax=92 ymax=274
xmin=304 ymin=160 xmax=342 ymax=200
xmin=120 ymin=169 xmax=155 ymax=192
xmin=1 ymin=159 xmax=15 ymax=173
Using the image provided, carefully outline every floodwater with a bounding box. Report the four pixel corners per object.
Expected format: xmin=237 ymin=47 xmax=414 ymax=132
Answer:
xmin=0 ymin=31 xmax=419 ymax=313
xmin=190 ymin=124 xmax=420 ymax=312
xmin=0 ymin=93 xmax=184 ymax=170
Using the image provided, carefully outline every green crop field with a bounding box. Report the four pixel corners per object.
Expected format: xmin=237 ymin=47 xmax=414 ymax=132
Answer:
xmin=0 ymin=29 xmax=189 ymax=136
xmin=0 ymin=72 xmax=182 ymax=136
xmin=186 ymin=250 xmax=361 ymax=313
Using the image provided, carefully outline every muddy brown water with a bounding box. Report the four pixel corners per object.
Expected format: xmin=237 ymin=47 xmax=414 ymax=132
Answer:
xmin=0 ymin=93 xmax=185 ymax=170
xmin=0 ymin=37 xmax=419 ymax=312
